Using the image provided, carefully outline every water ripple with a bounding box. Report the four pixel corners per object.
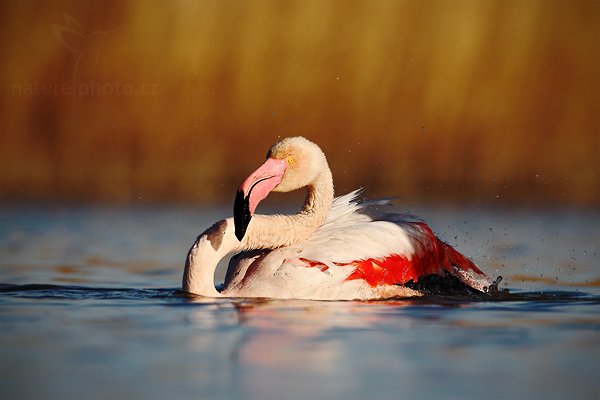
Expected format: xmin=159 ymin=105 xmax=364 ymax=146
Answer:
xmin=1 ymin=283 xmax=598 ymax=306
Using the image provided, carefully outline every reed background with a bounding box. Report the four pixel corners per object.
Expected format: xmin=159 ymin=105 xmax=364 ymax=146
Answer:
xmin=1 ymin=0 xmax=598 ymax=206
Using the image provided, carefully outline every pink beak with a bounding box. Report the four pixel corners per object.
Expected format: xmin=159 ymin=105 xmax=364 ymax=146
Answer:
xmin=233 ymin=158 xmax=286 ymax=240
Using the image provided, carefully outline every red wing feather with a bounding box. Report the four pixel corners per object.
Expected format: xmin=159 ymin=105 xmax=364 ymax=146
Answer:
xmin=345 ymin=223 xmax=484 ymax=286
xmin=300 ymin=223 xmax=484 ymax=288
xmin=310 ymin=222 xmax=483 ymax=287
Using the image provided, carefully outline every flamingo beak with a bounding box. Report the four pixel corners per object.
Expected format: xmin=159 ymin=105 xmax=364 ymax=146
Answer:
xmin=234 ymin=158 xmax=286 ymax=241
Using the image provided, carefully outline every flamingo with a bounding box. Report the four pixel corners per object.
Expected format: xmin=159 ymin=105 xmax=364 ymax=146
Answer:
xmin=183 ymin=136 xmax=491 ymax=300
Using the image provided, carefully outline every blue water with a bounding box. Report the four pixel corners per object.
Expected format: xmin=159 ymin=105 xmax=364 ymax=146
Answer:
xmin=1 ymin=205 xmax=599 ymax=400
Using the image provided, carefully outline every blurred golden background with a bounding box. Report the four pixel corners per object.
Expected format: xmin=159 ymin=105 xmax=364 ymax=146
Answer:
xmin=1 ymin=0 xmax=598 ymax=206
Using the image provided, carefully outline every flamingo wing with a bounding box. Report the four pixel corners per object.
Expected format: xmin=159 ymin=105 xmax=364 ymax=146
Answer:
xmin=224 ymin=190 xmax=491 ymax=298
xmin=292 ymin=190 xmax=490 ymax=292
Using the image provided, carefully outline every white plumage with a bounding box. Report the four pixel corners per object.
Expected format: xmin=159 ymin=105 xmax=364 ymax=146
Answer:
xmin=183 ymin=137 xmax=490 ymax=300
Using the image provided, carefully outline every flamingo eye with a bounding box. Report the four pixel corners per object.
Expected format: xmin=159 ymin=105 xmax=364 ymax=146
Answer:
xmin=287 ymin=156 xmax=295 ymax=164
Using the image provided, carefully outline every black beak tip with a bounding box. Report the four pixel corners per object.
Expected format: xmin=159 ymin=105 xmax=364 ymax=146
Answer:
xmin=233 ymin=190 xmax=251 ymax=241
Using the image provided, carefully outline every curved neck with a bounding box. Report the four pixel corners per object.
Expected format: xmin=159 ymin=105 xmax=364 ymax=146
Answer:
xmin=302 ymin=167 xmax=334 ymax=216
xmin=183 ymin=219 xmax=240 ymax=296
xmin=245 ymin=167 xmax=334 ymax=249
xmin=182 ymin=167 xmax=335 ymax=296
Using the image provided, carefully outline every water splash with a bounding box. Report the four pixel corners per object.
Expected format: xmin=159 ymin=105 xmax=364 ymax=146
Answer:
xmin=485 ymin=275 xmax=508 ymax=295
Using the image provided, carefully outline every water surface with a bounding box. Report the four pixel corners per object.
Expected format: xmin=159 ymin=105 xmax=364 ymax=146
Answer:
xmin=1 ymin=205 xmax=599 ymax=399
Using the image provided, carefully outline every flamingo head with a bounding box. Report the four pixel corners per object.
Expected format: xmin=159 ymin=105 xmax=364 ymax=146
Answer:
xmin=234 ymin=136 xmax=328 ymax=241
